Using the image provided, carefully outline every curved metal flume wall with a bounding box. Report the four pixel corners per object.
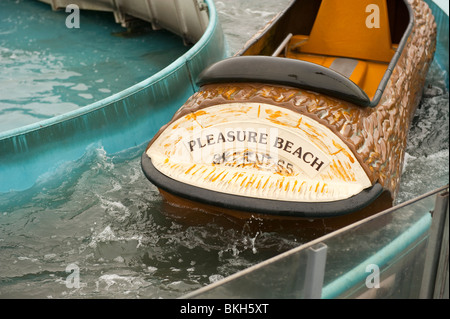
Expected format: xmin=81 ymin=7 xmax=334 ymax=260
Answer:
xmin=0 ymin=0 xmax=227 ymax=193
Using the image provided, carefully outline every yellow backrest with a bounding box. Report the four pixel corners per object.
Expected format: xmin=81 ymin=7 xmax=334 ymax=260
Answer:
xmin=299 ymin=0 xmax=395 ymax=62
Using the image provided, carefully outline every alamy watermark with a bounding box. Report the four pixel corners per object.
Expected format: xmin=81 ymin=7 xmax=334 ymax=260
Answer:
xmin=63 ymin=3 xmax=381 ymax=30
xmin=366 ymin=4 xmax=380 ymax=28
xmin=65 ymin=263 xmax=80 ymax=289
xmin=65 ymin=4 xmax=80 ymax=29
xmin=365 ymin=263 xmax=380 ymax=289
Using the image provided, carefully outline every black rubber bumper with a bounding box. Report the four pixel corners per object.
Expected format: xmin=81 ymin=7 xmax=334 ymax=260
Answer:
xmin=141 ymin=153 xmax=384 ymax=218
xmin=196 ymin=56 xmax=371 ymax=107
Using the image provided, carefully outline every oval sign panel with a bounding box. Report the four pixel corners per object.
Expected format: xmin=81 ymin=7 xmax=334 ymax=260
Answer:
xmin=147 ymin=103 xmax=372 ymax=202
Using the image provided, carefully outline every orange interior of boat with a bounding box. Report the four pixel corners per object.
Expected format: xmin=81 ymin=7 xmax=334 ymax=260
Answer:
xmin=284 ymin=0 xmax=396 ymax=99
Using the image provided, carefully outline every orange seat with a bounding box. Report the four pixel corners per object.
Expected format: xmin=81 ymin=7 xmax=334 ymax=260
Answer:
xmin=285 ymin=0 xmax=397 ymax=99
xmin=297 ymin=0 xmax=395 ymax=62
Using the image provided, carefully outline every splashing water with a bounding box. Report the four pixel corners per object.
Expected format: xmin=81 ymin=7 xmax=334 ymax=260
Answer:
xmin=0 ymin=143 xmax=303 ymax=298
xmin=396 ymin=61 xmax=449 ymax=204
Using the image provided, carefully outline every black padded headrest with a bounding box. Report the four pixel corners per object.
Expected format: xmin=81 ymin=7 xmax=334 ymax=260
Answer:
xmin=197 ymin=56 xmax=371 ymax=107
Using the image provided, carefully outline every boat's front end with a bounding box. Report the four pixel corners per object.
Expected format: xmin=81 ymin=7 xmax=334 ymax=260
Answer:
xmin=141 ymin=0 xmax=437 ymax=233
xmin=142 ymin=83 xmax=385 ymax=220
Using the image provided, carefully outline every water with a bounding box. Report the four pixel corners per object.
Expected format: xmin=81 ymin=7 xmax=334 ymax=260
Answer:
xmin=0 ymin=0 xmax=189 ymax=132
xmin=0 ymin=0 xmax=448 ymax=299
xmin=0 ymin=145 xmax=302 ymax=298
xmin=396 ymin=62 xmax=449 ymax=203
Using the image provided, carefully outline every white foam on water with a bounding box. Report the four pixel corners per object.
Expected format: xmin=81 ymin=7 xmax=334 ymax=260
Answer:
xmin=96 ymin=274 xmax=144 ymax=291
xmin=209 ymin=274 xmax=225 ymax=283
xmin=88 ymin=225 xmax=143 ymax=250
xmin=71 ymin=83 xmax=89 ymax=91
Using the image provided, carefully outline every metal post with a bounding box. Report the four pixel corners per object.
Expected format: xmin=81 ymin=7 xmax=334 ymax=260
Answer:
xmin=272 ymin=33 xmax=293 ymax=57
xmin=433 ymin=198 xmax=449 ymax=299
xmin=303 ymin=242 xmax=328 ymax=299
xmin=420 ymin=189 xmax=449 ymax=298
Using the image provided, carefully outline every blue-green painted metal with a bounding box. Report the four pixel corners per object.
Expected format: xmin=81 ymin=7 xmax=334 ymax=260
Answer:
xmin=0 ymin=0 xmax=227 ymax=193
xmin=425 ymin=0 xmax=449 ymax=87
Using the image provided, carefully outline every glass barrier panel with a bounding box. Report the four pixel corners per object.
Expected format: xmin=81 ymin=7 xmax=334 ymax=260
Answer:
xmin=321 ymin=196 xmax=435 ymax=299
xmin=184 ymin=243 xmax=315 ymax=299
xmin=184 ymin=187 xmax=446 ymax=299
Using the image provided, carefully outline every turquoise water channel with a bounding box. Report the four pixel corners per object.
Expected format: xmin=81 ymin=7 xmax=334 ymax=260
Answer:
xmin=0 ymin=0 xmax=448 ymax=298
xmin=0 ymin=0 xmax=189 ymax=132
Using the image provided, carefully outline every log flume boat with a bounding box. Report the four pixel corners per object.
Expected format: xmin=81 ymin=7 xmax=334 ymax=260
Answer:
xmin=141 ymin=0 xmax=437 ymax=234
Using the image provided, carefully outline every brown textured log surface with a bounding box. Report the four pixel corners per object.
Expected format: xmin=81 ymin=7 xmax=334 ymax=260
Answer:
xmin=149 ymin=0 xmax=436 ymax=201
